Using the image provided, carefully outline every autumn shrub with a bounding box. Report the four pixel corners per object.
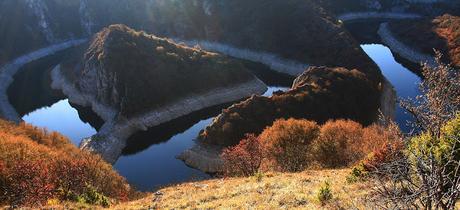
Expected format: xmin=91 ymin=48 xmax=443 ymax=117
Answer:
xmin=0 ymin=119 xmax=131 ymax=207
xmin=313 ymin=120 xmax=363 ymax=168
xmin=259 ymin=118 xmax=320 ymax=172
xmin=221 ymin=134 xmax=263 ymax=177
xmin=1 ymin=159 xmax=57 ymax=206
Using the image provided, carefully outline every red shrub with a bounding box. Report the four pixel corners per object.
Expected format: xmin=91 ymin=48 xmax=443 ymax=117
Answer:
xmin=259 ymin=118 xmax=320 ymax=172
xmin=0 ymin=120 xmax=131 ymax=207
xmin=221 ymin=134 xmax=263 ymax=177
xmin=360 ymin=123 xmax=405 ymax=171
xmin=0 ymin=160 xmax=57 ymax=206
xmin=361 ymin=141 xmax=405 ymax=172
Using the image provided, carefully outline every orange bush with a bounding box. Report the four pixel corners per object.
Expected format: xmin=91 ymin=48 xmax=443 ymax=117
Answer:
xmin=313 ymin=120 xmax=364 ymax=168
xmin=360 ymin=124 xmax=405 ymax=172
xmin=0 ymin=119 xmax=131 ymax=207
xmin=221 ymin=118 xmax=403 ymax=176
xmin=221 ymin=134 xmax=264 ymax=177
xmin=259 ymin=118 xmax=320 ymax=172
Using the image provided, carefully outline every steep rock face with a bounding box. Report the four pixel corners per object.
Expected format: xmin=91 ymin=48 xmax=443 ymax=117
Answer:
xmin=74 ymin=24 xmax=263 ymax=118
xmin=199 ymin=66 xmax=390 ymax=147
xmin=1 ymin=0 xmax=458 ymax=68
xmin=0 ymin=0 xmax=377 ymax=77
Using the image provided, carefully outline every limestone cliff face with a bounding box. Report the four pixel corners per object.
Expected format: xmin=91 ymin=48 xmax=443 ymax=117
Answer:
xmin=2 ymin=0 xmax=457 ymax=71
xmin=1 ymin=0 xmax=368 ymax=73
xmin=199 ymin=66 xmax=390 ymax=147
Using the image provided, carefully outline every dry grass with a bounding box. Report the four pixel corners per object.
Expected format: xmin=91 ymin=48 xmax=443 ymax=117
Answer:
xmin=110 ymin=169 xmax=373 ymax=210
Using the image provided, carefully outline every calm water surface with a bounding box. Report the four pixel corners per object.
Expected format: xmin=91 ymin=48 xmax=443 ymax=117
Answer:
xmin=23 ymin=99 xmax=96 ymax=144
xmin=361 ymin=44 xmax=421 ymax=132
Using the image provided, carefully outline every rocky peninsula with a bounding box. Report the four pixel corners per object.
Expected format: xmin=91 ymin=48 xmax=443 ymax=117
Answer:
xmin=52 ymin=25 xmax=267 ymax=163
xmin=179 ymin=66 xmax=396 ymax=173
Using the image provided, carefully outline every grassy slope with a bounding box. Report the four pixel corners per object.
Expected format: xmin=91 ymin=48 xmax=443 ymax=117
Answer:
xmin=44 ymin=169 xmax=373 ymax=209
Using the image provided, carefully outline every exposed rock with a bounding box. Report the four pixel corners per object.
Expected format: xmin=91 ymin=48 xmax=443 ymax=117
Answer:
xmin=53 ymin=25 xmax=267 ymax=163
xmin=387 ymin=14 xmax=460 ymax=67
xmin=378 ymin=22 xmax=437 ymax=67
xmin=0 ymin=39 xmax=86 ymax=122
xmin=0 ymin=0 xmax=378 ymax=76
xmin=1 ymin=0 xmax=458 ymax=67
xmin=338 ymin=12 xmax=422 ymax=22
xmin=176 ymin=142 xmax=224 ymax=173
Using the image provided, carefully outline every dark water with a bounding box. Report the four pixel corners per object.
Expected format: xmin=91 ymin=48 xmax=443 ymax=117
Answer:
xmin=9 ymin=30 xmax=420 ymax=191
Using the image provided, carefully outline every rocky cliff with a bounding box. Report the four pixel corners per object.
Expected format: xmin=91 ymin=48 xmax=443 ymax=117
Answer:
xmin=53 ymin=24 xmax=267 ymax=163
xmin=0 ymin=0 xmax=380 ymax=76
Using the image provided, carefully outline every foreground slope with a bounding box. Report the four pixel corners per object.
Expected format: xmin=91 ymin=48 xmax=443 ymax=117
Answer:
xmin=42 ymin=169 xmax=373 ymax=209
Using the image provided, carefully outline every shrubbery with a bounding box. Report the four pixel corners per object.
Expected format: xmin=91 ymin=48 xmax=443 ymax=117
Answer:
xmin=0 ymin=120 xmax=131 ymax=207
xmin=313 ymin=120 xmax=363 ymax=168
xmin=221 ymin=134 xmax=263 ymax=177
xmin=221 ymin=118 xmax=400 ymax=176
xmin=259 ymin=119 xmax=320 ymax=172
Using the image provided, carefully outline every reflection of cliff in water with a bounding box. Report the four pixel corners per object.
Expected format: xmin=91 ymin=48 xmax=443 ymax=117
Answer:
xmin=121 ymin=60 xmax=291 ymax=156
xmin=7 ymin=51 xmax=71 ymax=116
xmin=121 ymin=102 xmax=233 ymax=156
xmin=344 ymin=20 xmax=423 ymax=77
xmin=70 ymin=103 xmax=105 ymax=131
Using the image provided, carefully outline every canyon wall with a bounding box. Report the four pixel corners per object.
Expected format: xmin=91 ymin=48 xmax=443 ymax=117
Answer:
xmin=3 ymin=0 xmax=456 ymax=72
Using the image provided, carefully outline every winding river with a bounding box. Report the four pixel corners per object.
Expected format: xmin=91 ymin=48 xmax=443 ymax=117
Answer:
xmin=6 ymin=21 xmax=422 ymax=191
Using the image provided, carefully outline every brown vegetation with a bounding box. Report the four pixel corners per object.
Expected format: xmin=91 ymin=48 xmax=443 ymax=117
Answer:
xmin=0 ymin=120 xmax=132 ymax=207
xmin=260 ymin=119 xmax=320 ymax=172
xmin=221 ymin=118 xmax=400 ymax=176
xmin=200 ymin=66 xmax=383 ymax=146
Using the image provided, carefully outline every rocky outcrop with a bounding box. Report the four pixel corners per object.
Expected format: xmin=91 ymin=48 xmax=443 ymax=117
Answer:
xmin=0 ymin=39 xmax=86 ymax=122
xmin=378 ymin=22 xmax=437 ymax=67
xmin=338 ymin=12 xmax=422 ymax=22
xmin=385 ymin=15 xmax=460 ymax=68
xmin=175 ymin=40 xmax=309 ymax=76
xmin=53 ymin=25 xmax=267 ymax=163
xmin=179 ymin=66 xmax=396 ymax=172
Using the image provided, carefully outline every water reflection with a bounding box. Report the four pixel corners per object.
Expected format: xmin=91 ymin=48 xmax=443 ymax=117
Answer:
xmin=23 ymin=99 xmax=97 ymax=144
xmin=361 ymin=44 xmax=421 ymax=133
